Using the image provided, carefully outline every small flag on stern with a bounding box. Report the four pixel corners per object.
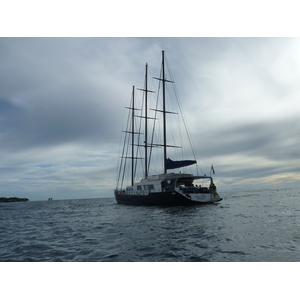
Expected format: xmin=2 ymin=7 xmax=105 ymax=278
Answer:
xmin=211 ymin=165 xmax=215 ymax=175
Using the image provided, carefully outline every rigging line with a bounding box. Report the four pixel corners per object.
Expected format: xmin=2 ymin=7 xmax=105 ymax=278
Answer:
xmin=175 ymin=87 xmax=202 ymax=172
xmin=121 ymin=106 xmax=134 ymax=188
xmin=116 ymin=87 xmax=135 ymax=186
xmin=122 ymin=94 xmax=138 ymax=188
xmin=164 ymin=82 xmax=183 ymax=160
xmin=163 ymin=57 xmax=185 ymax=161
xmin=162 ymin=57 xmax=186 ymax=162
xmin=115 ymin=111 xmax=124 ymax=184
xmin=147 ymin=52 xmax=161 ymax=67
xmin=119 ymin=117 xmax=131 ymax=189
xmin=148 ymin=67 xmax=162 ymax=174
xmin=165 ymin=56 xmax=205 ymax=174
xmin=134 ymin=92 xmax=145 ymax=180
xmin=175 ymin=86 xmax=199 ymax=165
xmin=116 ymin=101 xmax=132 ymax=188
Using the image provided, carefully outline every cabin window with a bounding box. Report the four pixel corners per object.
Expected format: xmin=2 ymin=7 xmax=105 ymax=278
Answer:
xmin=137 ymin=185 xmax=142 ymax=190
xmin=143 ymin=184 xmax=154 ymax=190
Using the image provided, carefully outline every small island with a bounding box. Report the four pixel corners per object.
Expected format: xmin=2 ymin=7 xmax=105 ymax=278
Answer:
xmin=0 ymin=197 xmax=29 ymax=203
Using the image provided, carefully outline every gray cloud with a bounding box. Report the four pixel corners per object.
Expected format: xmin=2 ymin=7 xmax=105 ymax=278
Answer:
xmin=1 ymin=37 xmax=300 ymax=199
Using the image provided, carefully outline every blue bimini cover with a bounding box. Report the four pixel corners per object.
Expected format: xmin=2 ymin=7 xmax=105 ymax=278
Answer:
xmin=165 ymin=158 xmax=196 ymax=170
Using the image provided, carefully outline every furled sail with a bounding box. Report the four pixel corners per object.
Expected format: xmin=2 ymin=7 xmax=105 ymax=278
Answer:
xmin=165 ymin=158 xmax=196 ymax=170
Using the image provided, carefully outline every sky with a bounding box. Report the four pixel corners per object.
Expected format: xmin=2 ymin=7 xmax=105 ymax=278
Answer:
xmin=1 ymin=37 xmax=300 ymax=200
xmin=1 ymin=3 xmax=298 ymax=299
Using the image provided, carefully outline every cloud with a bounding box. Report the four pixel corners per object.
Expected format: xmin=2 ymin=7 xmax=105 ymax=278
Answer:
xmin=1 ymin=37 xmax=300 ymax=199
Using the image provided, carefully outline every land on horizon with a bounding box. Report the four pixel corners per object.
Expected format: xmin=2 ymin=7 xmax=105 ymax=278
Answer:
xmin=0 ymin=197 xmax=29 ymax=203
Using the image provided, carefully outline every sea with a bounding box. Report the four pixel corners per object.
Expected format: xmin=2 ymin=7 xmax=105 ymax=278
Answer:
xmin=1 ymin=187 xmax=300 ymax=263
xmin=2 ymin=188 xmax=299 ymax=299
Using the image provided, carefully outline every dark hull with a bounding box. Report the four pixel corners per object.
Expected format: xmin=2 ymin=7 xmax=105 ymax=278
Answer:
xmin=115 ymin=191 xmax=222 ymax=206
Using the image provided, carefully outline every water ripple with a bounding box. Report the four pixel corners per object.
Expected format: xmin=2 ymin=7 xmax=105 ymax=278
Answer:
xmin=1 ymin=189 xmax=300 ymax=261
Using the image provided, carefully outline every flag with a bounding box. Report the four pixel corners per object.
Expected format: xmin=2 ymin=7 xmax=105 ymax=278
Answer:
xmin=211 ymin=165 xmax=215 ymax=175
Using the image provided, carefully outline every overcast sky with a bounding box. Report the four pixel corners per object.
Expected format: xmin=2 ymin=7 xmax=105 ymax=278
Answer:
xmin=1 ymin=37 xmax=300 ymax=200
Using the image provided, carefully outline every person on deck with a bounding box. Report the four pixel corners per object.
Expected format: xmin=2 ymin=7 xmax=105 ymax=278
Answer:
xmin=210 ymin=183 xmax=217 ymax=195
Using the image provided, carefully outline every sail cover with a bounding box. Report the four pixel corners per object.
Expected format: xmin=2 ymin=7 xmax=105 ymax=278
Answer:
xmin=165 ymin=158 xmax=196 ymax=170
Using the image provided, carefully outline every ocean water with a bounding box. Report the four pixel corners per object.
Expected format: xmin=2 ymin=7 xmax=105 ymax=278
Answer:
xmin=1 ymin=188 xmax=300 ymax=262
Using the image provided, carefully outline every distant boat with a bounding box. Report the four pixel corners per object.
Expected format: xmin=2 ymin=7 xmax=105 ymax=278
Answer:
xmin=48 ymin=198 xmax=53 ymax=201
xmin=114 ymin=51 xmax=222 ymax=206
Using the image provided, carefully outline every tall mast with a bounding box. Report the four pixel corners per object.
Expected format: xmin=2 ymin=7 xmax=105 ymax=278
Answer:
xmin=162 ymin=51 xmax=167 ymax=174
xmin=145 ymin=64 xmax=148 ymax=178
xmin=131 ymin=85 xmax=135 ymax=186
xmin=153 ymin=51 xmax=174 ymax=174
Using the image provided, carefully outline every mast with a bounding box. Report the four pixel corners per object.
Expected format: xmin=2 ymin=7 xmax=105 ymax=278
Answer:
xmin=131 ymin=85 xmax=135 ymax=186
xmin=162 ymin=51 xmax=167 ymax=174
xmin=137 ymin=63 xmax=155 ymax=178
xmin=145 ymin=64 xmax=148 ymax=178
xmin=153 ymin=51 xmax=175 ymax=174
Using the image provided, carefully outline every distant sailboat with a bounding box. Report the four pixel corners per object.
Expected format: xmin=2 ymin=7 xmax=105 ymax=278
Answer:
xmin=114 ymin=51 xmax=222 ymax=206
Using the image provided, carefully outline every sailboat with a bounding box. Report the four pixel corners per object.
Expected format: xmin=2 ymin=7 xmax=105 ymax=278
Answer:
xmin=114 ymin=51 xmax=222 ymax=206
